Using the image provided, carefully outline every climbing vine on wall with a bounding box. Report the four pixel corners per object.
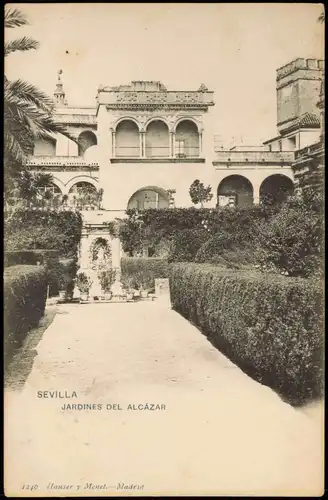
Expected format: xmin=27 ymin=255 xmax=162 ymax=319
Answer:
xmin=4 ymin=209 xmax=83 ymax=259
xmin=118 ymin=206 xmax=276 ymax=256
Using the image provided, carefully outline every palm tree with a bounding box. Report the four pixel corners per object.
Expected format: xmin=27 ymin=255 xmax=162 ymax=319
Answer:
xmin=318 ymin=12 xmax=325 ymax=23
xmin=4 ymin=7 xmax=74 ymax=167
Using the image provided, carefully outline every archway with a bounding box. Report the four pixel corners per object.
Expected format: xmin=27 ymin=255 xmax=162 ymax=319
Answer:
xmin=127 ymin=186 xmax=170 ymax=210
xmin=78 ymin=131 xmax=97 ymax=156
xmin=145 ymin=120 xmax=170 ymax=158
xmin=68 ymin=181 xmax=99 ymax=209
xmin=260 ymin=174 xmax=294 ymax=205
xmin=217 ymin=175 xmax=254 ymax=207
xmin=36 ymin=182 xmax=62 ymax=208
xmin=89 ymin=237 xmax=112 ymax=267
xmin=115 ymin=120 xmax=140 ymax=157
xmin=175 ymin=120 xmax=199 ymax=158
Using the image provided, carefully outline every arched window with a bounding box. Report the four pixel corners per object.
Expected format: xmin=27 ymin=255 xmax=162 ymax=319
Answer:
xmin=127 ymin=187 xmax=170 ymax=210
xmin=260 ymin=175 xmax=294 ymax=205
xmin=145 ymin=120 xmax=170 ymax=158
xmin=37 ymin=182 xmax=62 ymax=196
xmin=69 ymin=182 xmax=99 ymax=210
xmin=35 ymin=182 xmax=62 ymax=209
xmin=217 ymin=175 xmax=254 ymax=207
xmin=115 ymin=120 xmax=140 ymax=157
xmin=78 ymin=131 xmax=97 ymax=156
xmin=175 ymin=120 xmax=199 ymax=158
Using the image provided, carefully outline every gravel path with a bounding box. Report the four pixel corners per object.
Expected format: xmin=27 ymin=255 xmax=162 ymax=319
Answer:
xmin=4 ymin=300 xmax=324 ymax=497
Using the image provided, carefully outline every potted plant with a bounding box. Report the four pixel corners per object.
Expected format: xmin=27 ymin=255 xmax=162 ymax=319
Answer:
xmin=98 ymin=268 xmax=116 ymax=300
xmin=58 ymin=272 xmax=70 ymax=301
xmin=137 ymin=272 xmax=149 ymax=299
xmin=122 ymin=275 xmax=134 ymax=301
xmin=66 ymin=279 xmax=75 ymax=301
xmin=140 ymin=285 xmax=149 ymax=299
xmin=76 ymin=272 xmax=92 ymax=301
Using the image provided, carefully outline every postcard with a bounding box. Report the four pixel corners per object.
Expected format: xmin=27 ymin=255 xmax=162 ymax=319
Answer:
xmin=4 ymin=3 xmax=324 ymax=497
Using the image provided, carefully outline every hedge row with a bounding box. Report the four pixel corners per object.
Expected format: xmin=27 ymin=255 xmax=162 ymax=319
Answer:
xmin=121 ymin=257 xmax=169 ymax=290
xmin=4 ymin=209 xmax=83 ymax=259
xmin=169 ymin=263 xmax=324 ymax=406
xmin=4 ymin=265 xmax=48 ymax=369
xmin=4 ymin=249 xmax=59 ymax=267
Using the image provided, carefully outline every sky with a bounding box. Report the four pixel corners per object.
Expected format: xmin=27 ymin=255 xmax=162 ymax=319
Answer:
xmin=5 ymin=3 xmax=324 ymax=146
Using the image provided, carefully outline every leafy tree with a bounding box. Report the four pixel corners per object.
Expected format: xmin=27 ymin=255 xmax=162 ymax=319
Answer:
xmin=189 ymin=179 xmax=213 ymax=207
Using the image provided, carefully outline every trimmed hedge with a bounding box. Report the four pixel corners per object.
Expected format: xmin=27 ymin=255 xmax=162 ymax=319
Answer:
xmin=4 ymin=209 xmax=83 ymax=259
xmin=4 ymin=249 xmax=59 ymax=267
xmin=169 ymin=263 xmax=324 ymax=406
xmin=121 ymin=257 xmax=169 ymax=290
xmin=4 ymin=265 xmax=48 ymax=368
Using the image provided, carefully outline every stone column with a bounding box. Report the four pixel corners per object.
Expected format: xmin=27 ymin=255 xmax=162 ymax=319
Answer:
xmin=199 ymin=132 xmax=203 ymax=156
xmin=79 ymin=232 xmax=90 ymax=270
xmin=253 ymin=184 xmax=260 ymax=205
xmin=170 ymin=131 xmax=175 ymax=158
xmin=110 ymin=221 xmax=124 ymax=296
xmin=111 ymin=131 xmax=116 ymax=158
xmin=140 ymin=131 xmax=146 ymax=158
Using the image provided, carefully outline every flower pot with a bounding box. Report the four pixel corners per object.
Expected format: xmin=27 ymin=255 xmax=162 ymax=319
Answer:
xmin=80 ymin=292 xmax=89 ymax=301
xmin=126 ymin=292 xmax=134 ymax=301
xmin=140 ymin=290 xmax=149 ymax=299
xmin=59 ymin=290 xmax=67 ymax=300
xmin=104 ymin=292 xmax=112 ymax=301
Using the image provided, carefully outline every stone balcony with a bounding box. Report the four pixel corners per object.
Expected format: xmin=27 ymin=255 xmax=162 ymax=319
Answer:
xmin=213 ymin=150 xmax=295 ymax=166
xmin=27 ymin=156 xmax=99 ymax=171
xmin=97 ymin=81 xmax=214 ymax=111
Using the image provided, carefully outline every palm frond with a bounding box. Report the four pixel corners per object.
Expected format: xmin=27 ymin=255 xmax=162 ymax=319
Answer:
xmin=4 ymin=7 xmax=28 ymax=28
xmin=318 ymin=12 xmax=325 ymax=23
xmin=4 ymin=127 xmax=28 ymax=164
xmin=5 ymin=79 xmax=55 ymax=112
xmin=33 ymin=173 xmax=54 ymax=187
xmin=5 ymin=37 xmax=39 ymax=56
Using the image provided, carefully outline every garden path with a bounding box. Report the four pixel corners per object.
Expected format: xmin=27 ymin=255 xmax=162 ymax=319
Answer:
xmin=5 ymin=299 xmax=323 ymax=496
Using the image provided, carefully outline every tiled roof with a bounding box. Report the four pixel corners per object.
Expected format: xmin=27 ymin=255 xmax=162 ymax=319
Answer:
xmin=282 ymin=112 xmax=320 ymax=132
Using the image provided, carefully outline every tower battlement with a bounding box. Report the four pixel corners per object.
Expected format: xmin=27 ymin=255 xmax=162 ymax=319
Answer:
xmin=277 ymin=58 xmax=324 ymax=88
xmin=276 ymin=58 xmax=324 ymax=131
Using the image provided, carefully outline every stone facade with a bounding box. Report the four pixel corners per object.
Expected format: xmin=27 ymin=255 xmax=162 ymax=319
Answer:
xmin=26 ymin=59 xmax=324 ymax=266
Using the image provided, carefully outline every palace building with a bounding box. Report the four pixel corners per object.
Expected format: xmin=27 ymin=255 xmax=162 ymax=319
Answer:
xmin=27 ymin=57 xmax=324 ymax=264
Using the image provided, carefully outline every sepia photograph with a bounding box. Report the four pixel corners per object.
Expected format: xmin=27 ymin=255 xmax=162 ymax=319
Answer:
xmin=4 ymin=3 xmax=325 ymax=497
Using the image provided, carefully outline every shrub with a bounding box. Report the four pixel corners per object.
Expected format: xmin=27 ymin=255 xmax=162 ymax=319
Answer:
xmin=120 ymin=206 xmax=276 ymax=257
xmin=169 ymin=263 xmax=324 ymax=406
xmin=76 ymin=272 xmax=92 ymax=294
xmin=121 ymin=257 xmax=169 ymax=290
xmin=98 ymin=268 xmax=117 ymax=293
xmin=195 ymin=232 xmax=258 ymax=268
xmin=168 ymin=229 xmax=209 ymax=263
xmin=4 ymin=249 xmax=59 ymax=267
xmin=4 ymin=210 xmax=83 ymax=259
xmin=43 ymin=257 xmax=78 ymax=297
xmin=4 ymin=265 xmax=47 ymax=369
xmin=256 ymin=193 xmax=324 ymax=277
